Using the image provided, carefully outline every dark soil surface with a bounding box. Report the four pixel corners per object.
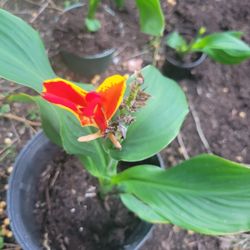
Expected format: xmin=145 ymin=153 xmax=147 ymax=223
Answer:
xmin=34 ymin=151 xmax=140 ymax=250
xmin=54 ymin=3 xmax=122 ymax=56
xmin=0 ymin=0 xmax=250 ymax=249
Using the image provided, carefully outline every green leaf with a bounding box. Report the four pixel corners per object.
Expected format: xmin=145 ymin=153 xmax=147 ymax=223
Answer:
xmin=121 ymin=193 xmax=169 ymax=223
xmin=113 ymin=154 xmax=250 ymax=234
xmin=85 ymin=18 xmax=101 ymax=32
xmin=0 ymin=9 xmax=56 ymax=92
xmin=87 ymin=0 xmax=100 ymax=19
xmin=0 ymin=104 xmax=10 ymax=114
xmin=35 ymin=97 xmax=62 ymax=147
xmin=106 ymin=66 xmax=188 ymax=162
xmin=7 ymin=93 xmax=36 ymax=104
xmin=191 ymin=32 xmax=250 ymax=64
xmin=165 ymin=31 xmax=188 ymax=52
xmin=135 ymin=0 xmax=165 ymax=36
xmin=0 ymin=235 xmax=3 ymax=249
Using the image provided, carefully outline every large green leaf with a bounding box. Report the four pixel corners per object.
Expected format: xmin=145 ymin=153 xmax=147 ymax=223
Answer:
xmin=113 ymin=154 xmax=250 ymax=234
xmin=35 ymin=97 xmax=62 ymax=146
xmin=0 ymin=9 xmax=55 ymax=92
xmin=192 ymin=32 xmax=250 ymax=64
xmin=106 ymin=66 xmax=188 ymax=162
xmin=121 ymin=193 xmax=169 ymax=223
xmin=135 ymin=0 xmax=165 ymax=36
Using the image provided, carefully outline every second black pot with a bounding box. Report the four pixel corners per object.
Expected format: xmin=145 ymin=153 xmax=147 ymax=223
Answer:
xmin=7 ymin=131 xmax=163 ymax=250
xmin=162 ymin=49 xmax=207 ymax=81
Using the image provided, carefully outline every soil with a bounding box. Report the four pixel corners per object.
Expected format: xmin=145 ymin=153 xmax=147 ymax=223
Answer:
xmin=0 ymin=0 xmax=250 ymax=249
xmin=54 ymin=3 xmax=121 ymax=56
xmin=34 ymin=151 xmax=140 ymax=250
xmin=53 ymin=1 xmax=148 ymax=57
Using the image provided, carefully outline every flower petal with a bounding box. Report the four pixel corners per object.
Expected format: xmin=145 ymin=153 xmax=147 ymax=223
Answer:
xmin=96 ymin=75 xmax=126 ymax=120
xmin=42 ymin=78 xmax=94 ymax=127
xmin=93 ymin=105 xmax=108 ymax=132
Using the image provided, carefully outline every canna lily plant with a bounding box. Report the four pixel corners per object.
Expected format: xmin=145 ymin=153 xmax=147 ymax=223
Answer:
xmin=1 ymin=8 xmax=250 ymax=237
xmin=165 ymin=27 xmax=250 ymax=64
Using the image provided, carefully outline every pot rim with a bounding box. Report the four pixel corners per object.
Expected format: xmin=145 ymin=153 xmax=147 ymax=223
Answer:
xmin=165 ymin=47 xmax=207 ymax=69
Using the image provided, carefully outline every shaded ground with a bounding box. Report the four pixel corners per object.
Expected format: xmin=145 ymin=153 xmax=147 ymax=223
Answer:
xmin=0 ymin=0 xmax=249 ymax=249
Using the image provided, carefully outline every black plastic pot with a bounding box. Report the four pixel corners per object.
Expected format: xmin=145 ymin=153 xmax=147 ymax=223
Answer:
xmin=162 ymin=31 xmax=207 ymax=81
xmin=58 ymin=3 xmax=116 ymax=76
xmin=7 ymin=131 xmax=164 ymax=250
xmin=162 ymin=50 xmax=207 ymax=81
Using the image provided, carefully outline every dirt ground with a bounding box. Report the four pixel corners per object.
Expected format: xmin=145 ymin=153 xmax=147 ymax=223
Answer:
xmin=0 ymin=0 xmax=249 ymax=249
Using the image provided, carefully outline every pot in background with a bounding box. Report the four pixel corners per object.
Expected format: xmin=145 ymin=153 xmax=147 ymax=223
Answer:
xmin=162 ymin=31 xmax=207 ymax=81
xmin=162 ymin=50 xmax=207 ymax=81
xmin=7 ymin=131 xmax=163 ymax=250
xmin=57 ymin=3 xmax=116 ymax=77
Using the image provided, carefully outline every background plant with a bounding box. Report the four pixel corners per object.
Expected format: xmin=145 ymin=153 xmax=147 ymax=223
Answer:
xmin=166 ymin=27 xmax=250 ymax=64
xmin=1 ymin=9 xmax=250 ymax=235
xmin=85 ymin=0 xmax=101 ymax=32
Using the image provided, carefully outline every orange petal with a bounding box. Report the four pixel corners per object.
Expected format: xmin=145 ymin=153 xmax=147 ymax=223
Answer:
xmin=93 ymin=105 xmax=108 ymax=132
xmin=96 ymin=75 xmax=126 ymax=121
xmin=42 ymin=78 xmax=94 ymax=127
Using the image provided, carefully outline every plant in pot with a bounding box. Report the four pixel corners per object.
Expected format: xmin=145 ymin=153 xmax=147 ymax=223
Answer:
xmin=54 ymin=0 xmax=117 ymax=76
xmin=163 ymin=27 xmax=250 ymax=80
xmin=1 ymin=9 xmax=250 ymax=250
xmin=113 ymin=0 xmax=165 ymax=67
xmin=55 ymin=0 xmax=165 ymax=77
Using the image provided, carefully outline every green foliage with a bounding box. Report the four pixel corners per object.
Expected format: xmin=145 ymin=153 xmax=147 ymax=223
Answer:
xmin=64 ymin=0 xmax=79 ymax=8
xmin=105 ymin=66 xmax=188 ymax=162
xmin=135 ymin=0 xmax=165 ymax=37
xmin=0 ymin=104 xmax=10 ymax=114
xmin=113 ymin=154 xmax=250 ymax=234
xmin=7 ymin=93 xmax=36 ymax=104
xmin=0 ymin=9 xmax=56 ymax=92
xmin=165 ymin=31 xmax=188 ymax=54
xmin=85 ymin=18 xmax=101 ymax=32
xmin=86 ymin=0 xmax=101 ymax=32
xmin=192 ymin=31 xmax=250 ymax=64
xmin=0 ymin=234 xmax=3 ymax=249
xmin=165 ymin=29 xmax=250 ymax=64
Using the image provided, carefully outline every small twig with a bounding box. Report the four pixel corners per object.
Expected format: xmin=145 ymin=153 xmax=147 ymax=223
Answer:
xmin=124 ymin=51 xmax=149 ymax=61
xmin=49 ymin=169 xmax=60 ymax=187
xmin=45 ymin=186 xmax=52 ymax=213
xmin=43 ymin=233 xmax=51 ymax=250
xmin=11 ymin=120 xmax=21 ymax=143
xmin=3 ymin=243 xmax=21 ymax=250
xmin=189 ymin=101 xmax=212 ymax=154
xmin=1 ymin=113 xmax=41 ymax=127
xmin=113 ymin=43 xmax=130 ymax=57
xmin=24 ymin=0 xmax=63 ymax=12
xmin=0 ymin=0 xmax=9 ymax=8
xmin=177 ymin=133 xmax=190 ymax=160
xmin=30 ymin=0 xmax=49 ymax=23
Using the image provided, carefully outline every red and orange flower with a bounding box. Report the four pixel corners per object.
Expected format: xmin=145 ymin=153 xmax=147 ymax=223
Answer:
xmin=41 ymin=75 xmax=126 ymax=148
